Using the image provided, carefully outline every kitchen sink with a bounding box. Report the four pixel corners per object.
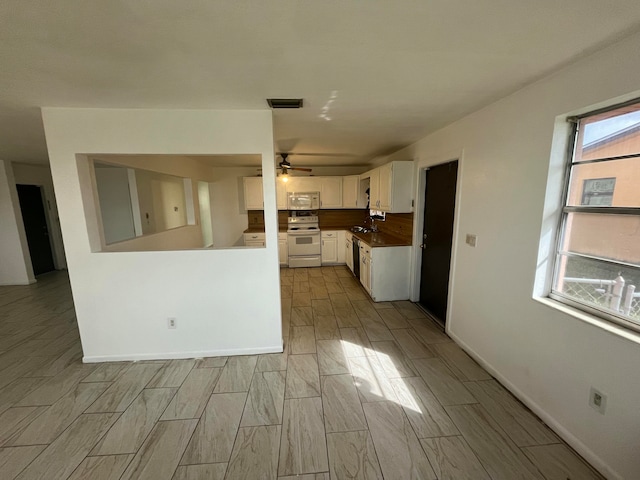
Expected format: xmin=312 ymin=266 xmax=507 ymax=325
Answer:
xmin=351 ymin=226 xmax=370 ymax=233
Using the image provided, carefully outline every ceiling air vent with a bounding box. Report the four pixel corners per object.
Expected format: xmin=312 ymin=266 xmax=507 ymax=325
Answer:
xmin=267 ymin=98 xmax=303 ymax=109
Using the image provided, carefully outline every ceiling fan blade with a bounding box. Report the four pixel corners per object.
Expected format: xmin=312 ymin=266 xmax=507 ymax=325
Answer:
xmin=278 ymin=152 xmax=360 ymax=158
xmin=290 ymin=167 xmax=313 ymax=172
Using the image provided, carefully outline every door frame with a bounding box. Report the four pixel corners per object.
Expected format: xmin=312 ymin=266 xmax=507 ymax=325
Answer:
xmin=410 ymin=150 xmax=465 ymax=332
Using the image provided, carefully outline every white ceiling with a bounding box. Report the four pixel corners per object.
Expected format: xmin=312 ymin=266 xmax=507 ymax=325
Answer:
xmin=2 ymin=1 xmax=640 ymax=167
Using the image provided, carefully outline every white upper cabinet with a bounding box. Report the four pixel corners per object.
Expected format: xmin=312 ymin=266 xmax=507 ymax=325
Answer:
xmin=369 ymin=168 xmax=380 ymax=209
xmin=243 ymin=177 xmax=264 ymax=210
xmin=342 ymin=175 xmax=360 ymax=208
xmin=287 ymin=176 xmax=321 ymax=193
xmin=320 ymin=177 xmax=343 ymax=209
xmin=365 ymin=161 xmax=413 ymax=213
xmin=378 ymin=162 xmax=393 ymax=211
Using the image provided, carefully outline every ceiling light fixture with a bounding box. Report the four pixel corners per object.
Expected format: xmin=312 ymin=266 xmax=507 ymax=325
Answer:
xmin=267 ymin=98 xmax=303 ymax=109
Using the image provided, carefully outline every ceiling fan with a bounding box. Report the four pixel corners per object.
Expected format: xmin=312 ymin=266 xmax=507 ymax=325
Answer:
xmin=278 ymin=153 xmax=312 ymax=174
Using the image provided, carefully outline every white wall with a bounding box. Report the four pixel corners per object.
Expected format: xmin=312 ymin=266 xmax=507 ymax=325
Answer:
xmin=11 ymin=162 xmax=67 ymax=270
xmin=42 ymin=109 xmax=282 ymax=362
xmin=380 ymin=32 xmax=640 ymax=479
xmin=0 ymin=160 xmax=35 ymax=285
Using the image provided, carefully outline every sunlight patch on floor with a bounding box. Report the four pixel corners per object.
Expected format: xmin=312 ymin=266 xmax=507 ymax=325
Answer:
xmin=340 ymin=340 xmax=422 ymax=414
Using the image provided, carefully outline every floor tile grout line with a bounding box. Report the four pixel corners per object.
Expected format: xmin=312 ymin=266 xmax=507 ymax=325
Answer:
xmin=12 ymin=410 xmax=124 ymax=480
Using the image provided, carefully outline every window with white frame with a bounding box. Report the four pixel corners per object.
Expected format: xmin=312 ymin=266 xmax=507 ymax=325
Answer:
xmin=552 ymin=101 xmax=640 ymax=331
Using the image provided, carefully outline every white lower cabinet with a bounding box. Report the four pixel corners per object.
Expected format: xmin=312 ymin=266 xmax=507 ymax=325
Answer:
xmin=243 ymin=232 xmax=265 ymax=247
xmin=358 ymin=240 xmax=411 ymax=302
xmin=359 ymin=243 xmax=371 ymax=294
xmin=321 ymin=231 xmax=339 ymax=264
xmin=278 ymin=233 xmax=288 ymax=265
xmin=345 ymin=232 xmax=353 ymax=273
xmin=321 ymin=230 xmax=344 ymax=264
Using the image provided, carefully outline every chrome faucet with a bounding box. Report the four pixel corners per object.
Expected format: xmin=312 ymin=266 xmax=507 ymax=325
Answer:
xmin=370 ymin=218 xmax=379 ymax=233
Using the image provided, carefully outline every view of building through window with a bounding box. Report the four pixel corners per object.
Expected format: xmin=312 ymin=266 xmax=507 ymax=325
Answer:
xmin=553 ymin=102 xmax=640 ymax=328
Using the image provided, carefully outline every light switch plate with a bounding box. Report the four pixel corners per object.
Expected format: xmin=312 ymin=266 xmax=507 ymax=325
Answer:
xmin=589 ymin=387 xmax=607 ymax=414
xmin=465 ymin=234 xmax=477 ymax=247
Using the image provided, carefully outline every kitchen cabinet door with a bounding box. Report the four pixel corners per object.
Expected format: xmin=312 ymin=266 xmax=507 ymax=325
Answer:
xmin=378 ymin=163 xmax=393 ymax=211
xmin=345 ymin=237 xmax=353 ymax=272
xmin=288 ymin=176 xmax=321 ymax=193
xmin=342 ymin=175 xmax=360 ymax=208
xmin=359 ymin=251 xmax=368 ymax=291
xmin=369 ymin=168 xmax=380 ymax=209
xmin=321 ymin=233 xmax=338 ymax=264
xmin=243 ymin=177 xmax=264 ymax=210
xmin=359 ymin=244 xmax=372 ymax=294
xmin=278 ymin=236 xmax=288 ymax=265
xmin=320 ymin=177 xmax=342 ymax=209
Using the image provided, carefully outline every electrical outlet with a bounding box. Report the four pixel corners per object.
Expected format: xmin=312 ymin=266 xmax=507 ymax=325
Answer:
xmin=465 ymin=234 xmax=477 ymax=247
xmin=168 ymin=317 xmax=177 ymax=329
xmin=589 ymin=387 xmax=607 ymax=414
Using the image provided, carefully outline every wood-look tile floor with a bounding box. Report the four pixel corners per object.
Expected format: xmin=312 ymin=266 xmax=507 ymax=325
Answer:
xmin=0 ymin=268 xmax=604 ymax=480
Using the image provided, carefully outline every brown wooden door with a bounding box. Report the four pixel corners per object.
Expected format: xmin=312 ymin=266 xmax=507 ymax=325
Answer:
xmin=419 ymin=161 xmax=458 ymax=323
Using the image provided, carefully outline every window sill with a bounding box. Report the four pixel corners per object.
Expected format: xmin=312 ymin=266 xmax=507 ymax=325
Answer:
xmin=533 ymin=296 xmax=640 ymax=346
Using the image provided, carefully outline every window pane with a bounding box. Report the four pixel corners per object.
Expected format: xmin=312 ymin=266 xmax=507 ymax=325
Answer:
xmin=577 ymin=105 xmax=640 ymax=161
xmin=561 ymin=212 xmax=640 ymax=265
xmin=554 ymin=254 xmax=640 ymax=323
xmin=566 ymin=157 xmax=640 ymax=207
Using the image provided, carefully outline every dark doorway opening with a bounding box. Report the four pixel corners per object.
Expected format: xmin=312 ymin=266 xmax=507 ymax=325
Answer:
xmin=17 ymin=184 xmax=56 ymax=276
xmin=418 ymin=161 xmax=458 ymax=325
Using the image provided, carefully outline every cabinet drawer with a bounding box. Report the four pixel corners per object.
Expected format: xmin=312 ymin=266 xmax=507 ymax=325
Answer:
xmin=321 ymin=231 xmax=337 ymax=238
xmin=244 ymin=233 xmax=265 ymax=245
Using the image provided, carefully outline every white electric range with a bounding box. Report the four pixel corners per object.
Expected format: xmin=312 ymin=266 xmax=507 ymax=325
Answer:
xmin=287 ymin=213 xmax=321 ymax=268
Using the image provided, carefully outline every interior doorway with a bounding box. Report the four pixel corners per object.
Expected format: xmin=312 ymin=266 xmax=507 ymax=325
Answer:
xmin=418 ymin=160 xmax=458 ymax=325
xmin=17 ymin=184 xmax=56 ymax=276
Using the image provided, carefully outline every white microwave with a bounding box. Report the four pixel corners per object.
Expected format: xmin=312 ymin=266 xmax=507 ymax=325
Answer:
xmin=287 ymin=191 xmax=320 ymax=210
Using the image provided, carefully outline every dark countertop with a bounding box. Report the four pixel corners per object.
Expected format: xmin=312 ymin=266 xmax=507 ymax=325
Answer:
xmin=350 ymin=231 xmax=411 ymax=248
xmin=243 ymin=226 xmax=411 ymax=247
xmin=319 ymin=225 xmax=350 ymax=231
xmin=243 ymin=227 xmax=288 ymax=233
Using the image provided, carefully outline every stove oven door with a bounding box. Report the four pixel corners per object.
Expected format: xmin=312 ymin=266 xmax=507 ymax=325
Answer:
xmin=288 ymin=231 xmax=321 ymax=257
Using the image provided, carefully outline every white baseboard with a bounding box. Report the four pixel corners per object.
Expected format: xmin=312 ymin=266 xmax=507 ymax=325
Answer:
xmin=0 ymin=280 xmax=36 ymax=286
xmin=447 ymin=330 xmax=619 ymax=480
xmin=83 ymin=344 xmax=283 ymax=363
